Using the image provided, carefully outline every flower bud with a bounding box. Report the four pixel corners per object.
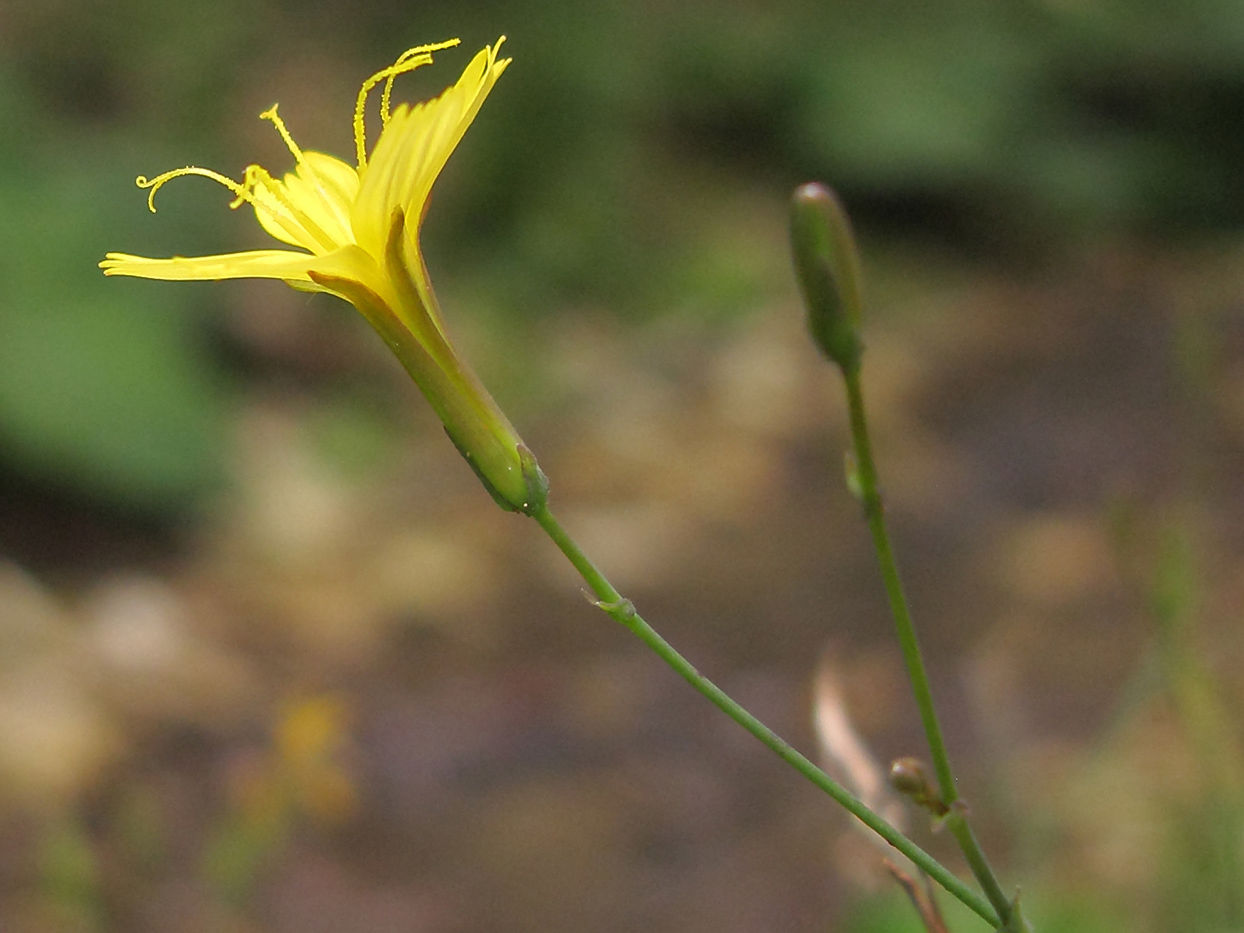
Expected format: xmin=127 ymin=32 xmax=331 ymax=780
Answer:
xmin=790 ymin=183 xmax=864 ymax=374
xmin=888 ymin=756 xmax=948 ymax=816
xmin=888 ymin=756 xmax=933 ymax=797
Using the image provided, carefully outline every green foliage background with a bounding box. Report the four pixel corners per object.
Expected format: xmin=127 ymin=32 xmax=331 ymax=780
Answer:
xmin=3 ymin=0 xmax=1244 ymax=508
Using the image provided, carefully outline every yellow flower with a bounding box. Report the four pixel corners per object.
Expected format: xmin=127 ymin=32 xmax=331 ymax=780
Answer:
xmin=102 ymin=38 xmax=547 ymax=514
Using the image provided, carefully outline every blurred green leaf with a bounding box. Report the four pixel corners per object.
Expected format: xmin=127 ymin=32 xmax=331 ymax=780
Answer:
xmin=201 ymin=809 xmax=289 ymax=907
xmin=844 ymin=889 xmax=1127 ymax=933
xmin=802 ymin=17 xmax=1041 ymax=189
xmin=38 ymin=818 xmax=103 ymax=931
xmin=0 ymin=290 xmax=227 ymax=506
xmin=303 ymin=391 xmax=400 ymax=481
xmin=0 ymin=69 xmax=231 ymax=510
xmin=843 ymin=888 xmax=992 ymax=933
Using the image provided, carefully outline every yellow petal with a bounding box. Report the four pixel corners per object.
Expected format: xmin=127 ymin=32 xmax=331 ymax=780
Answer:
xmin=100 ymin=249 xmax=321 ymax=283
xmin=301 ymin=152 xmax=361 ymax=225
xmin=250 ymin=183 xmax=319 ymax=251
xmin=249 ymin=152 xmax=359 ymax=253
xmin=352 ymin=42 xmax=509 ymax=261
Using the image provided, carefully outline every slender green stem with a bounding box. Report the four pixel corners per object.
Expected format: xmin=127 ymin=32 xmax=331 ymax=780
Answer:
xmin=947 ymin=817 xmax=1012 ymax=924
xmin=842 ymin=366 xmax=1016 ymax=925
xmin=531 ymin=502 xmax=1001 ymax=928
xmin=843 ymin=369 xmax=954 ymax=797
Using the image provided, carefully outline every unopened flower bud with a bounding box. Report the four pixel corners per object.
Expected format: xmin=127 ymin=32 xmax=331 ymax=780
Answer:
xmin=888 ymin=756 xmax=948 ymax=816
xmin=888 ymin=756 xmax=933 ymax=797
xmin=790 ymin=182 xmax=864 ymax=374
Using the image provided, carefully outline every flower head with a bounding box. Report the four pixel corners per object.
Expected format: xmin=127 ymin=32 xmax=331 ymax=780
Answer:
xmin=102 ymin=38 xmax=547 ymax=514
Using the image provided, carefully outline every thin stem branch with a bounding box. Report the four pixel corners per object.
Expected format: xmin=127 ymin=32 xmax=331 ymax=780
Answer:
xmin=530 ymin=502 xmax=1001 ymax=929
xmin=842 ymin=366 xmax=1016 ymax=925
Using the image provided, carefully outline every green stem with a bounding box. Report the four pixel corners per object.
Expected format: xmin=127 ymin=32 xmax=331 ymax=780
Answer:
xmin=531 ymin=502 xmax=1001 ymax=928
xmin=948 ymin=817 xmax=1012 ymax=924
xmin=842 ymin=366 xmax=1016 ymax=925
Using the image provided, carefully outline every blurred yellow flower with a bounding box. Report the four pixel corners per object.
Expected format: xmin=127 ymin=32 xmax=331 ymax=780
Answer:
xmin=231 ymin=694 xmax=358 ymax=827
xmin=103 ymin=39 xmax=548 ymax=513
xmin=275 ymin=694 xmax=357 ymax=823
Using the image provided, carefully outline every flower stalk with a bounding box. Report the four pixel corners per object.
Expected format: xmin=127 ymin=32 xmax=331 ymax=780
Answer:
xmin=791 ymin=182 xmax=1026 ymax=930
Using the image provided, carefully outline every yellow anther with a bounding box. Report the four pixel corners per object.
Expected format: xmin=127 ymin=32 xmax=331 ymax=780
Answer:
xmin=353 ymin=38 xmax=461 ymax=170
xmin=137 ymin=167 xmax=251 ymax=213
